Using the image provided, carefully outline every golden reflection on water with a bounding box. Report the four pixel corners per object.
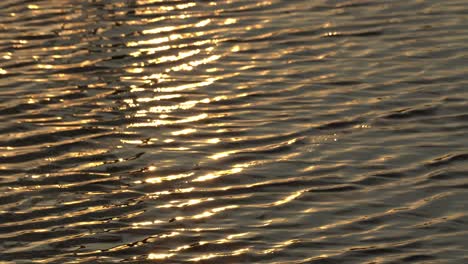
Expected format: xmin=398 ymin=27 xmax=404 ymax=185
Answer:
xmin=143 ymin=172 xmax=194 ymax=184
xmin=1 ymin=0 xmax=309 ymax=261
xmin=0 ymin=0 xmax=465 ymax=262
xmin=193 ymin=167 xmax=243 ymax=182
xmin=273 ymin=190 xmax=306 ymax=206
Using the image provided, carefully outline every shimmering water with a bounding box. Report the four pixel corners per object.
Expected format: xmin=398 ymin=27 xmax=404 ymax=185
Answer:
xmin=1 ymin=0 xmax=467 ymax=263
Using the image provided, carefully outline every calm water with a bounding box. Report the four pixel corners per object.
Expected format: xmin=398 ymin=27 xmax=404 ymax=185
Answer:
xmin=1 ymin=0 xmax=468 ymax=263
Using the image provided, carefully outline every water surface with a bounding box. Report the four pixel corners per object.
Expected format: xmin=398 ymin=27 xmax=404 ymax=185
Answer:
xmin=1 ymin=0 xmax=468 ymax=263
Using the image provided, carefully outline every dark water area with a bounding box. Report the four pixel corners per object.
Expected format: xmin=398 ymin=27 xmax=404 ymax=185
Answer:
xmin=1 ymin=0 xmax=467 ymax=263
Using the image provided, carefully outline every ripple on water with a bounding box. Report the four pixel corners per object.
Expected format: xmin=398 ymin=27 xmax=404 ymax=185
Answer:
xmin=0 ymin=0 xmax=467 ymax=263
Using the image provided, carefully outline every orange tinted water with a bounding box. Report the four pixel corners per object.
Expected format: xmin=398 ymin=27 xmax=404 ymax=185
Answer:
xmin=0 ymin=0 xmax=467 ymax=263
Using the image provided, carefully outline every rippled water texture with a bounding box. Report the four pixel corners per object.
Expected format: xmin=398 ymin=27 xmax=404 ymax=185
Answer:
xmin=1 ymin=0 xmax=468 ymax=263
